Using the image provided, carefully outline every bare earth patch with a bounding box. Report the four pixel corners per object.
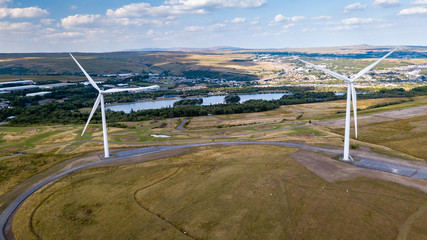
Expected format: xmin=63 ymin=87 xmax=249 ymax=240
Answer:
xmin=291 ymin=149 xmax=427 ymax=193
xmin=85 ymin=128 xmax=99 ymax=133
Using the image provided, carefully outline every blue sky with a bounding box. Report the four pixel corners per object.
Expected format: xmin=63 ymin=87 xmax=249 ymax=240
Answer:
xmin=0 ymin=0 xmax=426 ymax=52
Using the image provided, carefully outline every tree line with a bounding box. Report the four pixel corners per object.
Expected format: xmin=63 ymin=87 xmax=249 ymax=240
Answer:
xmin=1 ymin=86 xmax=426 ymax=126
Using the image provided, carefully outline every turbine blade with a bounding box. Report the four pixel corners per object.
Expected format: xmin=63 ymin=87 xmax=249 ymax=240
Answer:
xmin=103 ymin=88 xmax=140 ymax=93
xmin=298 ymin=59 xmax=351 ymax=82
xmin=82 ymin=94 xmax=101 ymax=136
xmin=69 ymin=53 xmax=101 ymax=91
xmin=351 ymin=84 xmax=358 ymax=138
xmin=352 ymin=48 xmax=397 ymax=81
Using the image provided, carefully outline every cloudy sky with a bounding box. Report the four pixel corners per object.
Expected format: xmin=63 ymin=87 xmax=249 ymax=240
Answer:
xmin=0 ymin=0 xmax=426 ymax=52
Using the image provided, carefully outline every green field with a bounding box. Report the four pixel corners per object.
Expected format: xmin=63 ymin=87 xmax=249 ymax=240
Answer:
xmin=12 ymin=145 xmax=427 ymax=240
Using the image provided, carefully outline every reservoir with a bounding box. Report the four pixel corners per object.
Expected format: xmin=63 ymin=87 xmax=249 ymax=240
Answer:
xmin=106 ymin=93 xmax=292 ymax=113
xmin=106 ymin=92 xmax=370 ymax=113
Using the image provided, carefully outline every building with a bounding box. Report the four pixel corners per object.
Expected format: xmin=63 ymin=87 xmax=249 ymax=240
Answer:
xmin=38 ymin=83 xmax=76 ymax=89
xmin=81 ymin=81 xmax=103 ymax=86
xmin=0 ymin=85 xmax=39 ymax=94
xmin=128 ymin=85 xmax=161 ymax=93
xmin=26 ymin=91 xmax=51 ymax=97
xmin=0 ymin=80 xmax=34 ymax=87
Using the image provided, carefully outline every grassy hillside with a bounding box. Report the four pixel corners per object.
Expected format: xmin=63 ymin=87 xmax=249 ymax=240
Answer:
xmin=13 ymin=145 xmax=427 ymax=240
xmin=0 ymin=51 xmax=275 ymax=81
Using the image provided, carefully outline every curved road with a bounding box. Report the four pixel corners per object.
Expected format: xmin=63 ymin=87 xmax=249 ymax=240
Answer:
xmin=1 ymin=140 xmax=427 ymax=240
xmin=176 ymin=119 xmax=187 ymax=130
xmin=0 ymin=123 xmax=310 ymax=162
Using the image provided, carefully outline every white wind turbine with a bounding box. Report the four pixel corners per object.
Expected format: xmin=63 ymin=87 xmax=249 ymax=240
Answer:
xmin=70 ymin=53 xmax=142 ymax=158
xmin=299 ymin=48 xmax=396 ymax=161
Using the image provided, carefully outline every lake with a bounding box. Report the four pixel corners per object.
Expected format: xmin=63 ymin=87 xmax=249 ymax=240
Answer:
xmin=106 ymin=93 xmax=292 ymax=113
xmin=106 ymin=92 xmax=371 ymax=113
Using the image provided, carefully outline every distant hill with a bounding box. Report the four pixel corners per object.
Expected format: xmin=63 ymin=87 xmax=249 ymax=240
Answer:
xmin=129 ymin=46 xmax=245 ymax=52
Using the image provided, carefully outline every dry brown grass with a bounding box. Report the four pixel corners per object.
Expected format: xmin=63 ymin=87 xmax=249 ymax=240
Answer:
xmin=12 ymin=145 xmax=427 ymax=240
xmin=348 ymin=115 xmax=427 ymax=159
xmin=188 ymin=107 xmax=296 ymax=129
xmin=1 ymin=129 xmax=44 ymax=142
xmin=0 ymin=57 xmax=42 ymax=63
xmin=43 ymin=130 xmax=77 ymax=144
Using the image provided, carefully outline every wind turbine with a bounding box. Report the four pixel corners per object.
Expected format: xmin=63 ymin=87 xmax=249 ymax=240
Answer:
xmin=299 ymin=48 xmax=396 ymax=161
xmin=70 ymin=53 xmax=142 ymax=158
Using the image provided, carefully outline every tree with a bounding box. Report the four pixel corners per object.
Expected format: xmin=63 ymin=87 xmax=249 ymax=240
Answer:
xmin=224 ymin=95 xmax=240 ymax=104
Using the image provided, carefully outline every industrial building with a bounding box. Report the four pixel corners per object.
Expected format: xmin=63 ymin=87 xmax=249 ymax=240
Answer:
xmin=0 ymin=80 xmax=34 ymax=87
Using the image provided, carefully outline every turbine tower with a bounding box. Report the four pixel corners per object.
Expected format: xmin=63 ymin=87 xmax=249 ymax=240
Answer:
xmin=70 ymin=53 xmax=141 ymax=158
xmin=299 ymin=48 xmax=396 ymax=161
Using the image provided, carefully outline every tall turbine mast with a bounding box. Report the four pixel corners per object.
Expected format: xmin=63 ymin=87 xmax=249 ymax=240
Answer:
xmin=70 ymin=53 xmax=142 ymax=158
xmin=299 ymin=48 xmax=396 ymax=161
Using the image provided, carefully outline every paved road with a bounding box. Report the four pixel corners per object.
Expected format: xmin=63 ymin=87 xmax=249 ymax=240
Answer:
xmin=176 ymin=119 xmax=187 ymax=130
xmin=1 ymin=140 xmax=427 ymax=240
xmin=0 ymin=123 xmax=310 ymax=162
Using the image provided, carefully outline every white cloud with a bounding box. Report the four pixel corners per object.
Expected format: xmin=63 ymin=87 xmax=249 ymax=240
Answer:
xmin=0 ymin=21 xmax=34 ymax=31
xmin=342 ymin=17 xmax=378 ymax=24
xmin=311 ymin=16 xmax=332 ymax=20
xmin=46 ymin=32 xmax=84 ymax=39
xmin=61 ymin=13 xmax=170 ymax=30
xmin=107 ymin=0 xmax=266 ymax=18
xmin=109 ymin=18 xmax=167 ymax=26
xmin=146 ymin=29 xmax=154 ymax=36
xmin=0 ymin=0 xmax=11 ymax=6
xmin=70 ymin=5 xmax=78 ymax=10
xmin=184 ymin=23 xmax=225 ymax=32
xmin=0 ymin=8 xmax=7 ymax=18
xmin=373 ymin=0 xmax=400 ymax=8
xmin=272 ymin=14 xmax=305 ymax=25
xmin=230 ymin=17 xmax=246 ymax=23
xmin=282 ymin=23 xmax=295 ymax=29
xmin=326 ymin=17 xmax=379 ymax=31
xmin=344 ymin=2 xmax=368 ymax=13
xmin=289 ymin=16 xmax=306 ymax=22
xmin=0 ymin=6 xmax=48 ymax=19
xmin=61 ymin=14 xmax=101 ymax=29
xmin=251 ymin=16 xmax=260 ymax=25
xmin=273 ymin=14 xmax=286 ymax=23
xmin=184 ymin=25 xmax=203 ymax=31
xmin=302 ymin=27 xmax=317 ymax=32
xmin=40 ymin=18 xmax=54 ymax=25
xmin=412 ymin=0 xmax=427 ymax=5
xmin=327 ymin=25 xmax=360 ymax=31
xmin=398 ymin=6 xmax=427 ymax=15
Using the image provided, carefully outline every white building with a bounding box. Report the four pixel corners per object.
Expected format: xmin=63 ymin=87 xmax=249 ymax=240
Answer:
xmin=26 ymin=91 xmax=51 ymax=97
xmin=129 ymin=85 xmax=161 ymax=93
